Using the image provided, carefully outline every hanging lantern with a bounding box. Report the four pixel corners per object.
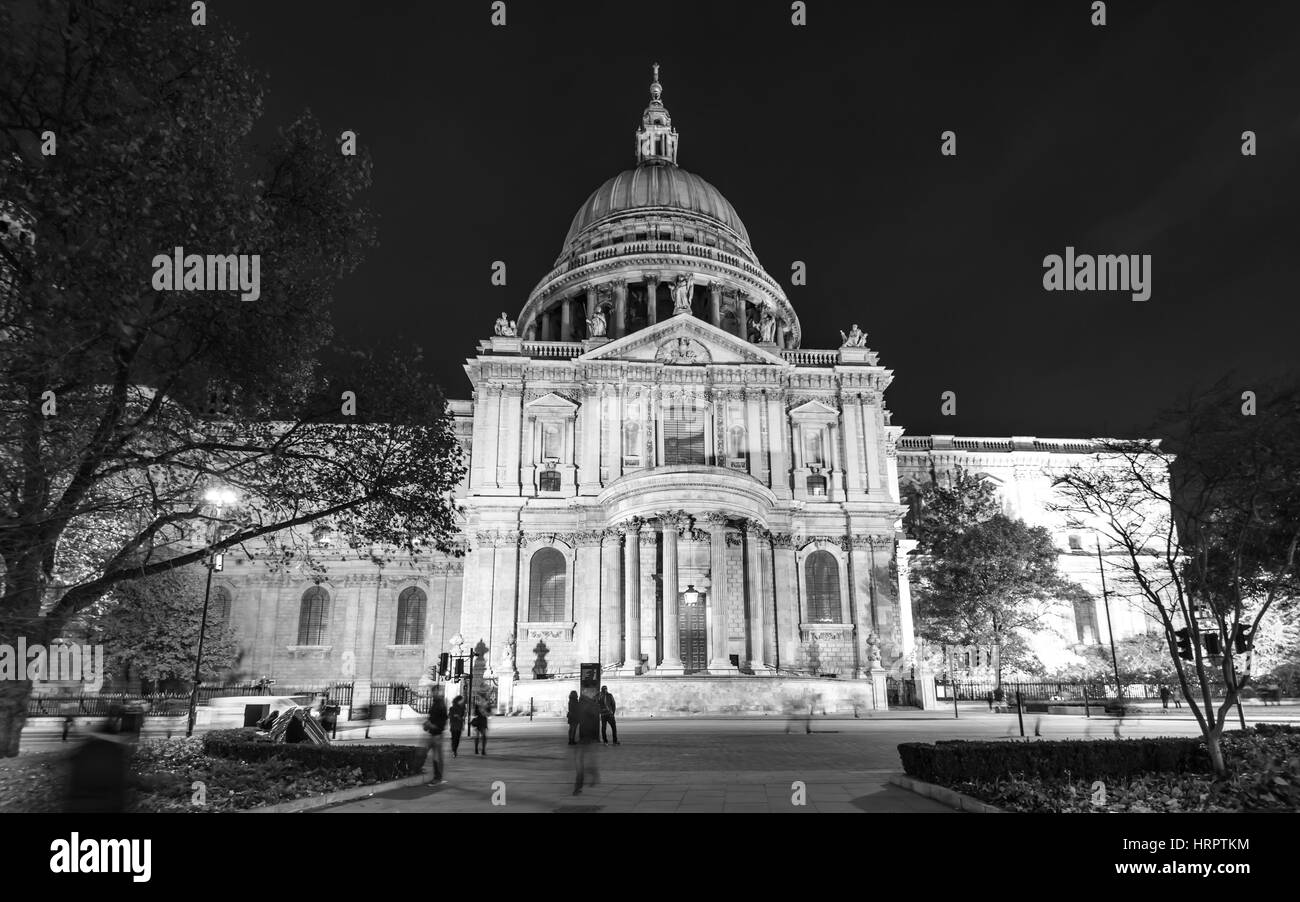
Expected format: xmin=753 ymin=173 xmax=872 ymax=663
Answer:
xmin=682 ymin=585 xmax=700 ymax=606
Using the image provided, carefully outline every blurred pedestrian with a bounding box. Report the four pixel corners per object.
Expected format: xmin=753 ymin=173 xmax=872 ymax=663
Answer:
xmin=1159 ymin=685 xmax=1170 ymax=710
xmin=598 ymin=686 xmax=619 ymax=745
xmin=65 ymin=708 xmax=132 ymax=813
xmin=573 ymin=692 xmax=601 ymax=795
xmin=567 ymin=691 xmax=579 ymax=745
xmin=449 ymin=694 xmax=466 ymax=757
xmin=472 ymin=704 xmax=489 ymax=755
xmin=424 ymin=689 xmax=448 ymax=783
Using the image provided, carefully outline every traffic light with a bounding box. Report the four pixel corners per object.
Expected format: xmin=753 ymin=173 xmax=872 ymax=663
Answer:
xmin=1175 ymin=628 xmax=1194 ymax=661
xmin=1233 ymin=624 xmax=1251 ymax=654
xmin=438 ymin=653 xmax=450 ymax=677
xmin=1204 ymin=632 xmax=1222 ymax=657
xmin=454 ymin=658 xmax=464 ymax=678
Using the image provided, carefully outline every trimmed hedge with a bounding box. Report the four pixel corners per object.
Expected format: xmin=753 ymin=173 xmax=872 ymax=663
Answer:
xmin=202 ymin=731 xmax=427 ymax=782
xmin=898 ymin=737 xmax=1209 ymax=783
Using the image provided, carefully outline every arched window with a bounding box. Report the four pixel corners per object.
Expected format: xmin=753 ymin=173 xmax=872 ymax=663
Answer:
xmin=804 ymin=551 xmax=840 ymax=623
xmin=528 ymin=548 xmax=567 ymax=621
xmin=297 ymin=586 xmax=330 ymax=645
xmin=210 ymin=586 xmax=232 ymax=625
xmin=394 ymin=586 xmax=427 ymax=645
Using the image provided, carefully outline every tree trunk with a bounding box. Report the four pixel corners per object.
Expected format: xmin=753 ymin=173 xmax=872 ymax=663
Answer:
xmin=1205 ymin=726 xmax=1227 ymax=779
xmin=0 ymin=680 xmax=33 ymax=758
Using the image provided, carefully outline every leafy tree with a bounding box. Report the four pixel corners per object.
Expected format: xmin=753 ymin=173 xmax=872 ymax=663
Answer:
xmin=1053 ymin=377 xmax=1300 ymax=777
xmin=0 ymin=1 xmax=465 ymax=754
xmin=86 ymin=567 xmax=240 ymax=689
xmin=903 ymin=466 xmax=1002 ymax=553
xmin=912 ymin=513 xmax=1078 ymax=690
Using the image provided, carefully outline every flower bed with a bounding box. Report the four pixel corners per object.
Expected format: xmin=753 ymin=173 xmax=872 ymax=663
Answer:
xmin=0 ymin=735 xmax=429 ymax=813
xmin=900 ymin=725 xmax=1300 ymax=812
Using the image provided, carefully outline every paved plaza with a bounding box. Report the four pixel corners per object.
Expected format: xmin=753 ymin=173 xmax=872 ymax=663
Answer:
xmin=311 ymin=705 xmax=1299 ymax=814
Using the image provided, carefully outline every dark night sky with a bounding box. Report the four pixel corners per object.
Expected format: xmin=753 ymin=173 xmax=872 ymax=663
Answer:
xmin=220 ymin=0 xmax=1300 ymax=438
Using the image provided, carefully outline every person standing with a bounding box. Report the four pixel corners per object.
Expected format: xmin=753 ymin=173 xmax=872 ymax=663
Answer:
xmin=567 ymin=691 xmax=579 ymax=745
xmin=598 ymin=686 xmax=619 ymax=745
xmin=573 ymin=691 xmax=602 ymax=795
xmin=424 ymin=691 xmax=448 ymax=784
xmin=448 ymin=695 xmax=467 ymax=757
xmin=1159 ymin=685 xmax=1170 ymax=710
xmin=472 ymin=704 xmax=489 ymax=755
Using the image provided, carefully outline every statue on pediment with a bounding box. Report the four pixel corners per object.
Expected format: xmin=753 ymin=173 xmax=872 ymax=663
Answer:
xmin=839 ymin=324 xmax=867 ymax=347
xmin=586 ymin=308 xmax=607 ymax=337
xmin=671 ymin=274 xmax=694 ymax=314
xmin=494 ymin=312 xmax=517 ymax=337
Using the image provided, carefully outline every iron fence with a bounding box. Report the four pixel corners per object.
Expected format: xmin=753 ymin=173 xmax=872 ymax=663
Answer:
xmin=27 ymin=681 xmax=354 ymax=718
xmin=936 ymin=680 xmax=1165 ymax=702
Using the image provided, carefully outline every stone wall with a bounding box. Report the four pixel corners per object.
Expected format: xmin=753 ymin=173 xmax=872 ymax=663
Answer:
xmin=501 ymin=675 xmax=885 ymax=717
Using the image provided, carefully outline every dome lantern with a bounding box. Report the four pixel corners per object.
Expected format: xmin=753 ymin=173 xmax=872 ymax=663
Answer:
xmin=636 ymin=63 xmax=678 ymax=166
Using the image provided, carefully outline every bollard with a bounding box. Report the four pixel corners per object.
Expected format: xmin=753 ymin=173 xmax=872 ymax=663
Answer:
xmin=1083 ymin=685 xmax=1091 ymax=718
xmin=1015 ymin=688 xmax=1025 ymax=738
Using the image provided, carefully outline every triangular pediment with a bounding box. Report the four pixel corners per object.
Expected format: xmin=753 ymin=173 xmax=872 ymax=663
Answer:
xmin=523 ymin=391 xmax=578 ymax=412
xmin=790 ymin=399 xmax=840 ymax=419
xmin=578 ymin=314 xmax=788 ymax=367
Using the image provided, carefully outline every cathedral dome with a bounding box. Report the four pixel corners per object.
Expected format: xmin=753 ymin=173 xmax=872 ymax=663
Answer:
xmin=562 ymin=164 xmax=752 ymax=253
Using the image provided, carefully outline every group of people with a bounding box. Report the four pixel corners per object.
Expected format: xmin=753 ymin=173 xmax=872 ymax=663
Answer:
xmin=568 ymin=686 xmax=619 ymax=795
xmin=424 ymin=690 xmax=490 ymax=784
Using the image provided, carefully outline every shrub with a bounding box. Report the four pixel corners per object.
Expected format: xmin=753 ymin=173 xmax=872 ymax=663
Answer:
xmin=898 ymin=737 xmax=1208 ymax=783
xmin=201 ymin=734 xmax=427 ymax=782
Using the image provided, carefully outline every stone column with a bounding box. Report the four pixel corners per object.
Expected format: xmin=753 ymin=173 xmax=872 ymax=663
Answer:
xmin=560 ymin=298 xmax=574 ymax=342
xmin=578 ymin=387 xmax=601 ymax=495
xmin=622 ymin=522 xmax=641 ymax=671
xmin=659 ymin=515 xmax=684 ymax=673
xmin=601 ymin=529 xmax=623 ymax=666
xmin=499 ymin=386 xmax=523 ymax=494
xmin=745 ymin=390 xmax=764 ymax=482
xmin=574 ymin=536 xmax=602 ymax=665
xmin=841 ymin=393 xmax=865 ymax=497
xmin=645 ymin=275 xmax=659 ymax=326
xmin=732 ymin=292 xmax=748 ymax=340
xmin=612 ymin=278 xmax=628 ymax=338
xmin=706 ymin=516 xmax=732 ymax=673
xmin=765 ymin=391 xmax=790 ymax=499
xmin=772 ymin=536 xmax=800 ymax=669
xmin=540 ymin=310 xmax=554 ymax=341
xmin=708 ymin=282 xmax=723 ymax=328
xmin=743 ymin=520 xmax=773 ymax=673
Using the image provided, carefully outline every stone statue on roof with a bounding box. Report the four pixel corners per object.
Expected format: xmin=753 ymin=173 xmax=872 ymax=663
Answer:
xmin=494 ymin=312 xmax=517 ymax=337
xmin=586 ymin=308 xmax=607 ymax=337
xmin=671 ymin=274 xmax=694 ymax=314
xmin=839 ymin=324 xmax=867 ymax=348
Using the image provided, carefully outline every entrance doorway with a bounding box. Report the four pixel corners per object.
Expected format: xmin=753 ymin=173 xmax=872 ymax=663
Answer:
xmin=680 ymin=592 xmax=707 ymax=674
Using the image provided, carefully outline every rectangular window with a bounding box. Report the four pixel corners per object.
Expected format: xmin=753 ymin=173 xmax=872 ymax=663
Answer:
xmin=541 ymin=422 xmax=561 ymax=461
xmin=663 ymin=407 xmax=705 ymax=466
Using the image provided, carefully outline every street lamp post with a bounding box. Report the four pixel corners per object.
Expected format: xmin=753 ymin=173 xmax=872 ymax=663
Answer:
xmin=186 ymin=552 xmax=221 ymax=737
xmin=1095 ymin=534 xmax=1123 ymax=703
xmin=186 ymin=487 xmax=238 ymax=738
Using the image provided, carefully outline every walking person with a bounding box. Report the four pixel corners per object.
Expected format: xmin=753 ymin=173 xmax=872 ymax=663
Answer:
xmin=567 ymin=691 xmax=579 ymax=745
xmin=1159 ymin=685 xmax=1170 ymax=710
xmin=598 ymin=685 xmax=620 ymax=745
xmin=573 ymin=691 xmax=602 ymax=795
xmin=424 ymin=689 xmax=448 ymax=784
xmin=449 ymin=695 xmax=466 ymax=757
xmin=472 ymin=704 xmax=489 ymax=755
